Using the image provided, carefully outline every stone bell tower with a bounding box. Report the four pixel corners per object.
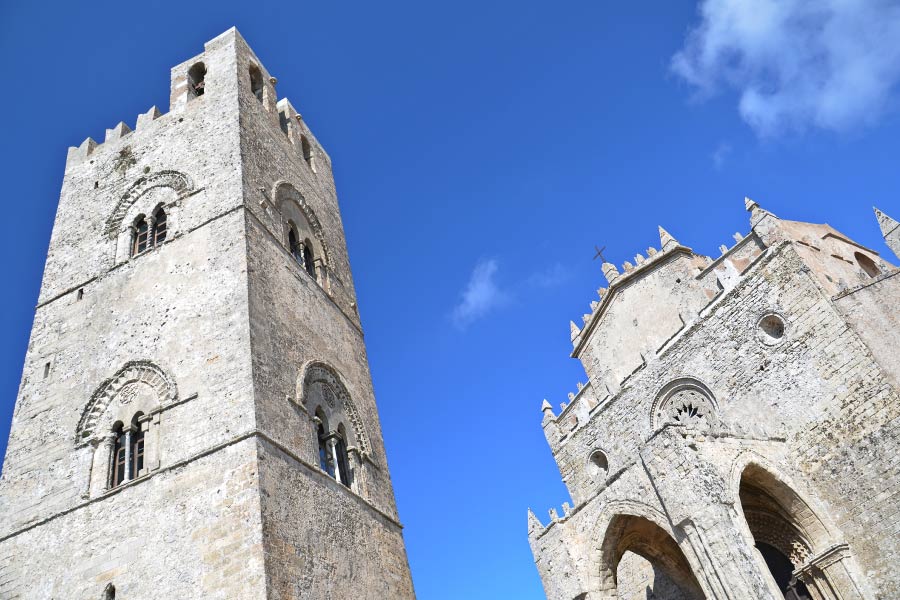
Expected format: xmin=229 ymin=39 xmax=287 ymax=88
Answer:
xmin=0 ymin=28 xmax=415 ymax=599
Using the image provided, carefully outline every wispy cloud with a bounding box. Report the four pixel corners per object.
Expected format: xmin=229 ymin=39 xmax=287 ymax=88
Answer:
xmin=672 ymin=0 xmax=900 ymax=137
xmin=451 ymin=258 xmax=510 ymax=329
xmin=711 ymin=141 xmax=731 ymax=169
xmin=526 ymin=262 xmax=571 ymax=288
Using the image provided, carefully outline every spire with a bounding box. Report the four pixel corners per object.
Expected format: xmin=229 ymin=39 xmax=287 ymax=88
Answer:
xmin=569 ymin=320 xmax=580 ymax=339
xmin=874 ymin=206 xmax=900 ymax=261
xmin=658 ymin=226 xmax=678 ymax=251
xmin=528 ymin=508 xmax=543 ymax=535
xmin=744 ymin=196 xmax=758 ymax=211
xmin=874 ymin=207 xmax=899 ymax=237
xmin=541 ymin=399 xmax=556 ymax=421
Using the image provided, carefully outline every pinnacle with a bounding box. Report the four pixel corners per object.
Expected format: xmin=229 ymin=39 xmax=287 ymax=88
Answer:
xmin=658 ymin=226 xmax=678 ymax=249
xmin=744 ymin=196 xmax=758 ymax=211
xmin=874 ymin=206 xmax=899 ymax=236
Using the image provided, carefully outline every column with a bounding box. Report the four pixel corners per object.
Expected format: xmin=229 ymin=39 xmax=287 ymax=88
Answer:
xmin=327 ymin=437 xmax=342 ymax=484
xmin=103 ymin=432 xmax=117 ymax=490
xmin=124 ymin=428 xmax=134 ymax=482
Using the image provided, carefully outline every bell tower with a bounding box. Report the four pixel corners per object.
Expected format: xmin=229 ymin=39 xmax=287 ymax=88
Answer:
xmin=0 ymin=28 xmax=415 ymax=599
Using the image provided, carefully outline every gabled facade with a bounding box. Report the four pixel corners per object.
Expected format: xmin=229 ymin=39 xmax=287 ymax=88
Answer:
xmin=0 ymin=29 xmax=415 ymax=599
xmin=530 ymin=201 xmax=900 ymax=600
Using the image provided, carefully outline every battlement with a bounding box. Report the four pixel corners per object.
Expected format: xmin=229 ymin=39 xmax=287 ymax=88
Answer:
xmin=545 ymin=200 xmax=897 ymax=444
xmin=64 ymin=28 xmax=329 ymax=174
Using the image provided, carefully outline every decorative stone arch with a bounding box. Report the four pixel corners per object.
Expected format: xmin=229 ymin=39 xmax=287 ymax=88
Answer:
xmin=297 ymin=360 xmax=370 ymax=456
xmin=729 ymin=452 xmax=872 ymax=599
xmin=651 ymin=377 xmax=718 ymax=431
xmin=76 ymin=360 xmax=177 ymax=446
xmin=104 ymin=170 xmax=194 ymax=238
xmin=272 ymin=180 xmax=332 ymax=270
xmin=587 ymin=499 xmax=704 ymax=599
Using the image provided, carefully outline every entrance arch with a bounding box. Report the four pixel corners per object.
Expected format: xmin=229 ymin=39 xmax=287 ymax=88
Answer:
xmin=597 ymin=513 xmax=704 ymax=599
xmin=735 ymin=462 xmax=870 ymax=600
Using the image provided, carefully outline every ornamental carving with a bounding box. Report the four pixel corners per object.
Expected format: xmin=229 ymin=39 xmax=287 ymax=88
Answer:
xmin=105 ymin=170 xmax=195 ymax=238
xmin=298 ymin=361 xmax=372 ymax=456
xmin=651 ymin=378 xmax=718 ymax=431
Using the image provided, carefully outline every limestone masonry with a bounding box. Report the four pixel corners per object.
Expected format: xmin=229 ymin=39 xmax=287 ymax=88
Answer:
xmin=0 ymin=29 xmax=415 ymax=599
xmin=529 ymin=201 xmax=900 ymax=599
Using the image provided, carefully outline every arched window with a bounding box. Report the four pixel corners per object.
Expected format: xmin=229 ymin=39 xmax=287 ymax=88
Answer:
xmin=854 ymin=252 xmax=880 ymax=278
xmin=188 ymin=62 xmax=206 ymax=98
xmin=300 ymin=135 xmax=313 ymax=166
xmin=131 ymin=413 xmax=145 ymax=477
xmin=336 ymin=424 xmax=352 ymax=488
xmin=303 ymin=240 xmax=317 ymax=279
xmin=288 ymin=226 xmax=303 ymax=265
xmin=249 ymin=65 xmax=264 ymax=101
xmin=153 ymin=207 xmax=167 ymax=245
xmin=110 ymin=413 xmax=145 ymax=488
xmin=131 ymin=209 xmax=168 ymax=257
xmin=132 ymin=217 xmax=149 ymax=255
xmin=111 ymin=423 xmax=127 ymax=487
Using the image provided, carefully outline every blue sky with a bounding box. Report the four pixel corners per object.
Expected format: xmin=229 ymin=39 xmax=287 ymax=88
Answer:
xmin=2 ymin=1 xmax=899 ymax=598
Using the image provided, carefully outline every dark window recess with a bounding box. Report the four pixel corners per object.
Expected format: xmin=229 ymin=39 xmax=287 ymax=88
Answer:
xmin=301 ymin=135 xmax=313 ymax=165
xmin=289 ymin=228 xmax=303 ymax=264
xmin=133 ymin=218 xmax=149 ymax=255
xmin=77 ymin=288 xmax=84 ymax=301
xmin=188 ymin=62 xmax=206 ymax=98
xmin=132 ymin=427 xmax=145 ymax=475
xmin=154 ymin=208 xmax=167 ymax=245
xmin=335 ymin=436 xmax=352 ymax=488
xmin=249 ymin=66 xmax=264 ymax=101
xmin=112 ymin=425 xmax=127 ymax=487
xmin=43 ymin=362 xmax=51 ymax=378
xmin=303 ymin=242 xmax=317 ymax=280
xmin=317 ymin=424 xmax=334 ymax=477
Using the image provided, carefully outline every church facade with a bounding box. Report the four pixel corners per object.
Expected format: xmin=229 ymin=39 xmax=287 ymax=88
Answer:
xmin=0 ymin=29 xmax=415 ymax=599
xmin=530 ymin=203 xmax=900 ymax=599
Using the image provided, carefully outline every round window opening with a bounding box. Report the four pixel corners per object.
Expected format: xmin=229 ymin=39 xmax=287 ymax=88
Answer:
xmin=758 ymin=314 xmax=786 ymax=345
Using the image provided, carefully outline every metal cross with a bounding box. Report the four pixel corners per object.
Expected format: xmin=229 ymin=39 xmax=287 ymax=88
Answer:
xmin=592 ymin=245 xmax=607 ymax=262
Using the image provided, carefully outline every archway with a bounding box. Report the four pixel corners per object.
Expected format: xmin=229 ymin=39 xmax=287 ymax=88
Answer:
xmin=599 ymin=514 xmax=704 ymax=600
xmin=736 ymin=464 xmax=867 ymax=600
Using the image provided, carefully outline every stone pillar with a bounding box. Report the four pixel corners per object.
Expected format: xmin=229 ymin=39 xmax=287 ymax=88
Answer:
xmin=123 ymin=428 xmax=134 ymax=482
xmin=348 ymin=447 xmax=365 ymax=495
xmin=327 ymin=437 xmax=342 ymax=484
xmin=640 ymin=430 xmax=782 ymax=600
xmin=98 ymin=432 xmax=117 ymax=494
xmin=315 ymin=259 xmax=328 ymax=289
xmin=795 ymin=544 xmax=871 ymax=600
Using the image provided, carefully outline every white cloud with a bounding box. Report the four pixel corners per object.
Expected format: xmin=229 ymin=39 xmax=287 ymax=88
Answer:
xmin=672 ymin=0 xmax=900 ymax=136
xmin=451 ymin=258 xmax=510 ymax=329
xmin=711 ymin=141 xmax=731 ymax=169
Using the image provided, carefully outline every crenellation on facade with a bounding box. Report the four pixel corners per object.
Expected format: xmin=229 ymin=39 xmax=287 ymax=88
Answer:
xmin=0 ymin=28 xmax=414 ymax=599
xmin=531 ymin=200 xmax=899 ymax=599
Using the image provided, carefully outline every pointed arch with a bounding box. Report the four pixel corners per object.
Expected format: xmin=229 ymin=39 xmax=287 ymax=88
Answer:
xmin=76 ymin=361 xmax=177 ymax=446
xmin=588 ymin=499 xmax=703 ymax=599
xmin=297 ymin=360 xmax=371 ymax=456
xmin=272 ymin=180 xmax=331 ymax=267
xmin=105 ymin=170 xmax=195 ymax=238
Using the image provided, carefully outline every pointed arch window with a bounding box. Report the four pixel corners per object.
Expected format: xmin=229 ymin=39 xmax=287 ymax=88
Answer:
xmin=153 ymin=208 xmax=167 ymax=245
xmin=303 ymin=240 xmax=317 ymax=280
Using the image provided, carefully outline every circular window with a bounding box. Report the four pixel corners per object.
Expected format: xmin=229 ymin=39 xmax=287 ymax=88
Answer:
xmin=758 ymin=313 xmax=786 ymax=345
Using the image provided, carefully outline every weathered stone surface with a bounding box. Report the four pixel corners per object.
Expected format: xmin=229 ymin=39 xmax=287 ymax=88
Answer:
xmin=0 ymin=28 xmax=414 ymax=599
xmin=530 ymin=202 xmax=899 ymax=600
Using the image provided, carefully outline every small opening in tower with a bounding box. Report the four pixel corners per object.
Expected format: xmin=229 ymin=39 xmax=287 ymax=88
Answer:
xmin=249 ymin=65 xmax=264 ymax=101
xmin=43 ymin=362 xmax=51 ymax=379
xmin=77 ymin=288 xmax=84 ymax=301
xmin=301 ymin=135 xmax=313 ymax=166
xmin=93 ymin=181 xmax=99 ymax=189
xmin=103 ymin=582 xmax=115 ymax=600
xmin=854 ymin=252 xmax=880 ymax=278
xmin=188 ymin=62 xmax=206 ymax=98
